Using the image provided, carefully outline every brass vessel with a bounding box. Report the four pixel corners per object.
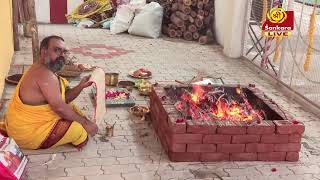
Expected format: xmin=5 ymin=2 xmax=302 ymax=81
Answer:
xmin=105 ymin=73 xmax=119 ymax=86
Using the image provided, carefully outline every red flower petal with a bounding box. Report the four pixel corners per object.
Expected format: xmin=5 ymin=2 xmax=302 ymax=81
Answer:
xmin=292 ymin=120 xmax=300 ymax=124
xmin=175 ymin=118 xmax=186 ymax=123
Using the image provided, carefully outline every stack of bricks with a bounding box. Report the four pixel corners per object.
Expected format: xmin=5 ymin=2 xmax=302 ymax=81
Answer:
xmin=150 ymin=83 xmax=305 ymax=162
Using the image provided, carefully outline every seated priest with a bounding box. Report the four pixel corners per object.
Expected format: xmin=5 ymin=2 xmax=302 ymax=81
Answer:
xmin=0 ymin=35 xmax=98 ymax=149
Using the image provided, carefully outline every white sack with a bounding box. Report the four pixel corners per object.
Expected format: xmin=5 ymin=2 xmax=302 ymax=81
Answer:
xmin=128 ymin=2 xmax=163 ymax=38
xmin=110 ymin=5 xmax=135 ymax=34
xmin=129 ymin=0 xmax=146 ymax=9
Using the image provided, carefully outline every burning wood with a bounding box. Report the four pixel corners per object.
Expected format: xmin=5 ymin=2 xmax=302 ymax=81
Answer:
xmin=174 ymin=85 xmax=265 ymax=123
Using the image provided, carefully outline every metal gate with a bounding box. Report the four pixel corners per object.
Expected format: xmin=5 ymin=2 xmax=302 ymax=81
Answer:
xmin=243 ymin=0 xmax=320 ymax=108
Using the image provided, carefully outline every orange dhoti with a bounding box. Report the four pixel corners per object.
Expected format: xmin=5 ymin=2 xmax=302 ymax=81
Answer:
xmin=1 ymin=74 xmax=88 ymax=150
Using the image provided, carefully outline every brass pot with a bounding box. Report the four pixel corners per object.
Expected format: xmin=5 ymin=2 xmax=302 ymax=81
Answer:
xmin=130 ymin=105 xmax=150 ymax=117
xmin=105 ymin=125 xmax=114 ymax=137
xmin=139 ymin=86 xmax=152 ymax=96
xmin=105 ymin=73 xmax=119 ymax=86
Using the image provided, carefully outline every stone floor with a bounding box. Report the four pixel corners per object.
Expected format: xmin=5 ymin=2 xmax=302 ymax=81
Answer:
xmin=2 ymin=24 xmax=320 ymax=180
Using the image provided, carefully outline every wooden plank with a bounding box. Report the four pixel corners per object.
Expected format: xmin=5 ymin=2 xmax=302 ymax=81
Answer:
xmin=26 ymin=0 xmax=39 ymax=62
xmin=17 ymin=0 xmax=25 ymax=23
xmin=23 ymin=0 xmax=30 ymax=21
xmin=13 ymin=0 xmax=20 ymax=51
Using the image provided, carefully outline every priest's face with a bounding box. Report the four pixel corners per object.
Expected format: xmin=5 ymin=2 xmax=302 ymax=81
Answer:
xmin=43 ymin=39 xmax=69 ymax=73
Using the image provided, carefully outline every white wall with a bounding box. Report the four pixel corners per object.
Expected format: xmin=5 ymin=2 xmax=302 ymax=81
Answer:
xmin=68 ymin=0 xmax=84 ymax=14
xmin=35 ymin=0 xmax=50 ymax=23
xmin=215 ymin=0 xmax=249 ymax=58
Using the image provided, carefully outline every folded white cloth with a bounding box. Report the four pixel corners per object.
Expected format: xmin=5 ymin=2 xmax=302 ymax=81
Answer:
xmin=89 ymin=68 xmax=106 ymax=125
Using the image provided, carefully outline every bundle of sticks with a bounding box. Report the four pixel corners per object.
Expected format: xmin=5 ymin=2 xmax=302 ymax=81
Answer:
xmin=148 ymin=0 xmax=215 ymax=44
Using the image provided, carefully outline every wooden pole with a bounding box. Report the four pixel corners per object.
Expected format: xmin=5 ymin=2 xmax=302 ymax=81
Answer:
xmin=27 ymin=0 xmax=39 ymax=63
xmin=23 ymin=0 xmax=30 ymax=22
xmin=32 ymin=29 xmax=40 ymax=63
xmin=17 ymin=0 xmax=25 ymax=23
xmin=13 ymin=0 xmax=20 ymax=51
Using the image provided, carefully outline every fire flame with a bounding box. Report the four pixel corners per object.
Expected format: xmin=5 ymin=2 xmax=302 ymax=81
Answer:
xmin=191 ymin=85 xmax=204 ymax=103
xmin=175 ymin=85 xmax=264 ymax=123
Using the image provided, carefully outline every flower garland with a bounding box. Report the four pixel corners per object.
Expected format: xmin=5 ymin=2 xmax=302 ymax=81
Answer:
xmin=303 ymin=3 xmax=317 ymax=72
xmin=262 ymin=0 xmax=269 ymax=37
xmin=273 ymin=37 xmax=282 ymax=63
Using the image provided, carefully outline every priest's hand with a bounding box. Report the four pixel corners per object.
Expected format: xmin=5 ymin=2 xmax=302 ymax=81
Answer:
xmin=83 ymin=120 xmax=98 ymax=136
xmin=79 ymin=75 xmax=93 ymax=89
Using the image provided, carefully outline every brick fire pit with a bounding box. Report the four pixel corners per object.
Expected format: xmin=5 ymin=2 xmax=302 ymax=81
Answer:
xmin=150 ymin=83 xmax=305 ymax=162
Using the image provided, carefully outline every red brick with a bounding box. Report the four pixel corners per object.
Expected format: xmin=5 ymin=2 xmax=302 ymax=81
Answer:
xmin=158 ymin=106 xmax=169 ymax=125
xmin=274 ymin=143 xmax=301 ymax=152
xmin=200 ymin=153 xmax=230 ymax=161
xmin=203 ymin=135 xmax=232 ymax=144
xmin=286 ymin=152 xmax=299 ymax=161
xmin=158 ymin=119 xmax=186 ymax=153
xmin=216 ymin=121 xmax=247 ymax=135
xmin=169 ymin=144 xmax=186 ymax=152
xmin=274 ymin=120 xmax=305 ymax=134
xmin=217 ymin=144 xmax=245 ymax=153
xmin=230 ymin=153 xmax=257 ymax=161
xmin=150 ymin=88 xmax=157 ymax=102
xmin=150 ymin=107 xmax=158 ymax=128
xmin=289 ymin=134 xmax=302 ymax=143
xmin=157 ymin=129 xmax=169 ymax=153
xmin=258 ymin=152 xmax=286 ymax=161
xmin=171 ymin=134 xmax=203 ymax=144
xmin=232 ymin=135 xmax=261 ymax=144
xmin=151 ymin=99 xmax=161 ymax=122
xmin=160 ymin=106 xmax=173 ymax=123
xmin=159 ymin=116 xmax=169 ymax=130
xmin=169 ymin=123 xmax=187 ymax=134
xmin=246 ymin=143 xmax=274 ymax=152
xmin=187 ymin=144 xmax=216 ymax=152
xmin=168 ymin=152 xmax=201 ymax=162
xmin=261 ymin=134 xmax=288 ymax=143
xmin=247 ymin=121 xmax=275 ymax=134
xmin=187 ymin=121 xmax=216 ymax=134
xmin=168 ymin=114 xmax=186 ymax=133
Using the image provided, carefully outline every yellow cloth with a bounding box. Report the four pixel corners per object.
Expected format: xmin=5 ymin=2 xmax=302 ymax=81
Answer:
xmin=4 ymin=71 xmax=88 ymax=149
xmin=66 ymin=0 xmax=113 ymax=20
